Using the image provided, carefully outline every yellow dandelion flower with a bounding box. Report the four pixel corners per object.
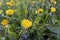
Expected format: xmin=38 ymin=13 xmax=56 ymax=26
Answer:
xmin=53 ymin=1 xmax=57 ymax=4
xmin=36 ymin=8 xmax=44 ymax=14
xmin=6 ymin=9 xmax=14 ymax=15
xmin=32 ymin=1 xmax=35 ymax=4
xmin=0 ymin=2 xmax=2 ymax=6
xmin=50 ymin=7 xmax=56 ymax=13
xmin=21 ymin=19 xmax=32 ymax=29
xmin=10 ymin=1 xmax=15 ymax=6
xmin=6 ymin=2 xmax=11 ymax=6
xmin=6 ymin=1 xmax=15 ymax=6
xmin=0 ymin=10 xmax=3 ymax=13
xmin=39 ymin=0 xmax=43 ymax=2
xmin=1 ymin=19 xmax=8 ymax=26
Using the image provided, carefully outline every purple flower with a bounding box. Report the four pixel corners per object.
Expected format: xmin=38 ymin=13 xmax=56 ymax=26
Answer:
xmin=6 ymin=33 xmax=9 ymax=39
xmin=23 ymin=34 xmax=28 ymax=39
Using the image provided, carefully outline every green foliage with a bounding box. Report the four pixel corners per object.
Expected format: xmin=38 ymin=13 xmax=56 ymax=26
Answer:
xmin=0 ymin=0 xmax=60 ymax=40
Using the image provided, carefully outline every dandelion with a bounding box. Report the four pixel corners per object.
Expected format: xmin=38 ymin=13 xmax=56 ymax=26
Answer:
xmin=10 ymin=1 xmax=15 ymax=6
xmin=51 ymin=0 xmax=57 ymax=4
xmin=52 ymin=1 xmax=57 ymax=4
xmin=21 ymin=19 xmax=32 ymax=29
xmin=6 ymin=1 xmax=15 ymax=6
xmin=0 ymin=2 xmax=2 ymax=6
xmin=50 ymin=7 xmax=56 ymax=13
xmin=36 ymin=8 xmax=44 ymax=14
xmin=1 ymin=19 xmax=8 ymax=26
xmin=6 ymin=9 xmax=14 ymax=15
xmin=39 ymin=0 xmax=43 ymax=2
xmin=6 ymin=2 xmax=11 ymax=6
xmin=32 ymin=1 xmax=35 ymax=4
xmin=0 ymin=10 xmax=3 ymax=13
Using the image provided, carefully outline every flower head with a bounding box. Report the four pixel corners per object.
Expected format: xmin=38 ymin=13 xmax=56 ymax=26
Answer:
xmin=10 ymin=1 xmax=15 ymax=6
xmin=0 ymin=2 xmax=2 ymax=6
xmin=6 ymin=2 xmax=11 ymax=6
xmin=6 ymin=1 xmax=15 ymax=6
xmin=36 ymin=8 xmax=44 ymax=14
xmin=21 ymin=19 xmax=32 ymax=29
xmin=23 ymin=34 xmax=28 ymax=39
xmin=6 ymin=9 xmax=14 ymax=15
xmin=32 ymin=1 xmax=35 ymax=4
xmin=53 ymin=1 xmax=57 ymax=4
xmin=50 ymin=7 xmax=56 ymax=13
xmin=1 ymin=19 xmax=8 ymax=26
xmin=0 ymin=10 xmax=3 ymax=13
xmin=39 ymin=0 xmax=43 ymax=2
